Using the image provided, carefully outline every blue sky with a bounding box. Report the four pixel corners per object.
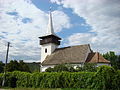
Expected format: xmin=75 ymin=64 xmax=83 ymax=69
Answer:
xmin=0 ymin=0 xmax=120 ymax=62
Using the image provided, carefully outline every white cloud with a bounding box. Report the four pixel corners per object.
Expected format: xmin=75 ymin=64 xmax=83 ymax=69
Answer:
xmin=0 ymin=0 xmax=71 ymax=62
xmin=51 ymin=0 xmax=120 ymax=54
xmin=66 ymin=33 xmax=93 ymax=45
xmin=53 ymin=11 xmax=71 ymax=32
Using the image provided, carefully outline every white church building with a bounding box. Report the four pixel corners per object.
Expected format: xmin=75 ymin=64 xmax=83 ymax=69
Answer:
xmin=39 ymin=11 xmax=110 ymax=72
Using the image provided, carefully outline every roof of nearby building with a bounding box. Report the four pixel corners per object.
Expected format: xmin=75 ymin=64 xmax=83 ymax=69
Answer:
xmin=42 ymin=44 xmax=92 ymax=65
xmin=86 ymin=52 xmax=110 ymax=63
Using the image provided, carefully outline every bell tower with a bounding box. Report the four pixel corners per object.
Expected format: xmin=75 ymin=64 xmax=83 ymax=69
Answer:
xmin=39 ymin=9 xmax=61 ymax=64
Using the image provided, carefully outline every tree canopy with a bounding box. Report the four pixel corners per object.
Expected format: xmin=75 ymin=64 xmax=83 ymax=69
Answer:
xmin=103 ymin=51 xmax=120 ymax=70
xmin=0 ymin=61 xmax=4 ymax=73
xmin=6 ymin=60 xmax=30 ymax=72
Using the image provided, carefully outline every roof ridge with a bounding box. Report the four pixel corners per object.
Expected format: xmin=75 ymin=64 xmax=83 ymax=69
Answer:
xmin=57 ymin=44 xmax=90 ymax=49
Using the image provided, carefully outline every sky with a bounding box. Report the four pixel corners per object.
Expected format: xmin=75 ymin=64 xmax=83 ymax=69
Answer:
xmin=0 ymin=0 xmax=120 ymax=62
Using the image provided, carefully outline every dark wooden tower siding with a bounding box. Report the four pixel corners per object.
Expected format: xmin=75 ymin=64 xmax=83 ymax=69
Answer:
xmin=39 ymin=35 xmax=61 ymax=45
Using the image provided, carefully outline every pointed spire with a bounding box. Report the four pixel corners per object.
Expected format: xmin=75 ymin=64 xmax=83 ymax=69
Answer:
xmin=46 ymin=7 xmax=55 ymax=35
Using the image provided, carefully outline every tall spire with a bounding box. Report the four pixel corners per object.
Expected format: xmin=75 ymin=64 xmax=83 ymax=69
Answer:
xmin=46 ymin=7 xmax=55 ymax=35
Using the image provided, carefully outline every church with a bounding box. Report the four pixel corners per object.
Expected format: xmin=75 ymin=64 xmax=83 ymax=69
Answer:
xmin=39 ymin=11 xmax=110 ymax=72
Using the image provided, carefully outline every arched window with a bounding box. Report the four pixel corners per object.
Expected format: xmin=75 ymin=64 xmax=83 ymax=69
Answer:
xmin=45 ymin=48 xmax=47 ymax=53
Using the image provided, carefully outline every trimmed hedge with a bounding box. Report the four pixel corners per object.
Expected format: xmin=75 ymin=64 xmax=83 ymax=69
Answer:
xmin=0 ymin=66 xmax=120 ymax=90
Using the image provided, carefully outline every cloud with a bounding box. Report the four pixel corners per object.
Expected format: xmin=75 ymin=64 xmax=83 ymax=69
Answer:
xmin=0 ymin=0 xmax=71 ymax=62
xmin=51 ymin=0 xmax=120 ymax=54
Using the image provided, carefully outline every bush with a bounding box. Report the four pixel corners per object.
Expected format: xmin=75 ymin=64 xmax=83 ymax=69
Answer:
xmin=12 ymin=71 xmax=31 ymax=87
xmin=90 ymin=65 xmax=119 ymax=90
xmin=0 ymin=66 xmax=120 ymax=89
xmin=0 ymin=71 xmax=94 ymax=88
xmin=82 ymin=63 xmax=97 ymax=72
xmin=45 ymin=63 xmax=97 ymax=72
xmin=0 ymin=73 xmax=3 ymax=88
xmin=53 ymin=64 xmax=69 ymax=72
xmin=45 ymin=67 xmax=54 ymax=72
xmin=59 ymin=72 xmax=94 ymax=88
xmin=45 ymin=64 xmax=74 ymax=72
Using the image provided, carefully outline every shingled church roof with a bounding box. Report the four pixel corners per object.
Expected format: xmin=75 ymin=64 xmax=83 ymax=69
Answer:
xmin=42 ymin=44 xmax=92 ymax=65
xmin=86 ymin=52 xmax=110 ymax=63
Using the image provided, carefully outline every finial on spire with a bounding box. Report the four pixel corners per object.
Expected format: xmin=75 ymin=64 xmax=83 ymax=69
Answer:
xmin=46 ymin=6 xmax=55 ymax=35
xmin=49 ymin=6 xmax=52 ymax=11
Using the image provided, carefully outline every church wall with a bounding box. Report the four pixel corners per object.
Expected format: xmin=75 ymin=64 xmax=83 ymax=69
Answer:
xmin=97 ymin=63 xmax=111 ymax=67
xmin=41 ymin=65 xmax=55 ymax=72
xmin=41 ymin=43 xmax=58 ymax=63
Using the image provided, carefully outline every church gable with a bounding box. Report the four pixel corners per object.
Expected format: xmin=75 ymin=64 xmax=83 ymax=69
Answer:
xmin=86 ymin=52 xmax=110 ymax=63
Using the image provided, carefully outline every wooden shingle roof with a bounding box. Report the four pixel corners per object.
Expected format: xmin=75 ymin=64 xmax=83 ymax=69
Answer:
xmin=86 ymin=52 xmax=110 ymax=63
xmin=42 ymin=44 xmax=91 ymax=65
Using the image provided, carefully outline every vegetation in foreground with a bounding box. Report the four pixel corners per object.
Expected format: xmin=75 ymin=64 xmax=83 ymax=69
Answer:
xmin=0 ymin=66 xmax=120 ymax=90
xmin=0 ymin=88 xmax=94 ymax=90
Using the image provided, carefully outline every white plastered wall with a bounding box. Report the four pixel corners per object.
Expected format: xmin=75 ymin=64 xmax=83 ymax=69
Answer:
xmin=97 ymin=63 xmax=111 ymax=67
xmin=41 ymin=43 xmax=58 ymax=63
xmin=41 ymin=65 xmax=55 ymax=72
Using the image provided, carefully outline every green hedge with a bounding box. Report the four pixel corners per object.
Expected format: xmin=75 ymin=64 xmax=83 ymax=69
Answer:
xmin=0 ymin=73 xmax=3 ymax=88
xmin=0 ymin=66 xmax=120 ymax=90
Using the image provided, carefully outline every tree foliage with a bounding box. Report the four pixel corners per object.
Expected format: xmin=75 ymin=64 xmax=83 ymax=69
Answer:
xmin=26 ymin=62 xmax=40 ymax=72
xmin=0 ymin=66 xmax=120 ymax=89
xmin=46 ymin=63 xmax=97 ymax=72
xmin=0 ymin=61 xmax=4 ymax=73
xmin=6 ymin=60 xmax=30 ymax=72
xmin=46 ymin=64 xmax=69 ymax=72
xmin=79 ymin=63 xmax=97 ymax=72
xmin=103 ymin=51 xmax=120 ymax=70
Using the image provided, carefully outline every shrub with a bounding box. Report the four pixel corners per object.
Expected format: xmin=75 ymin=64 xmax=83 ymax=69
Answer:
xmin=45 ymin=64 xmax=74 ymax=72
xmin=59 ymin=72 xmax=94 ymax=88
xmin=45 ymin=63 xmax=97 ymax=72
xmin=45 ymin=67 xmax=54 ymax=72
xmin=0 ymin=73 xmax=3 ymax=88
xmin=82 ymin=63 xmax=97 ymax=72
xmin=90 ymin=65 xmax=117 ymax=90
xmin=0 ymin=66 xmax=120 ymax=89
xmin=53 ymin=64 xmax=69 ymax=72
xmin=15 ymin=72 xmax=31 ymax=87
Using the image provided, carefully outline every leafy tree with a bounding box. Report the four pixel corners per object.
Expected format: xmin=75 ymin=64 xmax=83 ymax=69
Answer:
xmin=6 ymin=60 xmax=20 ymax=72
xmin=103 ymin=51 xmax=120 ymax=70
xmin=0 ymin=61 xmax=4 ymax=73
xmin=113 ymin=55 xmax=120 ymax=69
xmin=6 ymin=60 xmax=30 ymax=72
xmin=26 ymin=62 xmax=40 ymax=72
xmin=19 ymin=60 xmax=30 ymax=72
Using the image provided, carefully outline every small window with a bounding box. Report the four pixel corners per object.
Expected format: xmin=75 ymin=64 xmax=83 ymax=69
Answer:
xmin=45 ymin=48 xmax=47 ymax=53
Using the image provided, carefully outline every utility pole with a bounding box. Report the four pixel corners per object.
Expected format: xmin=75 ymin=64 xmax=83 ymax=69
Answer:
xmin=2 ymin=42 xmax=10 ymax=87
